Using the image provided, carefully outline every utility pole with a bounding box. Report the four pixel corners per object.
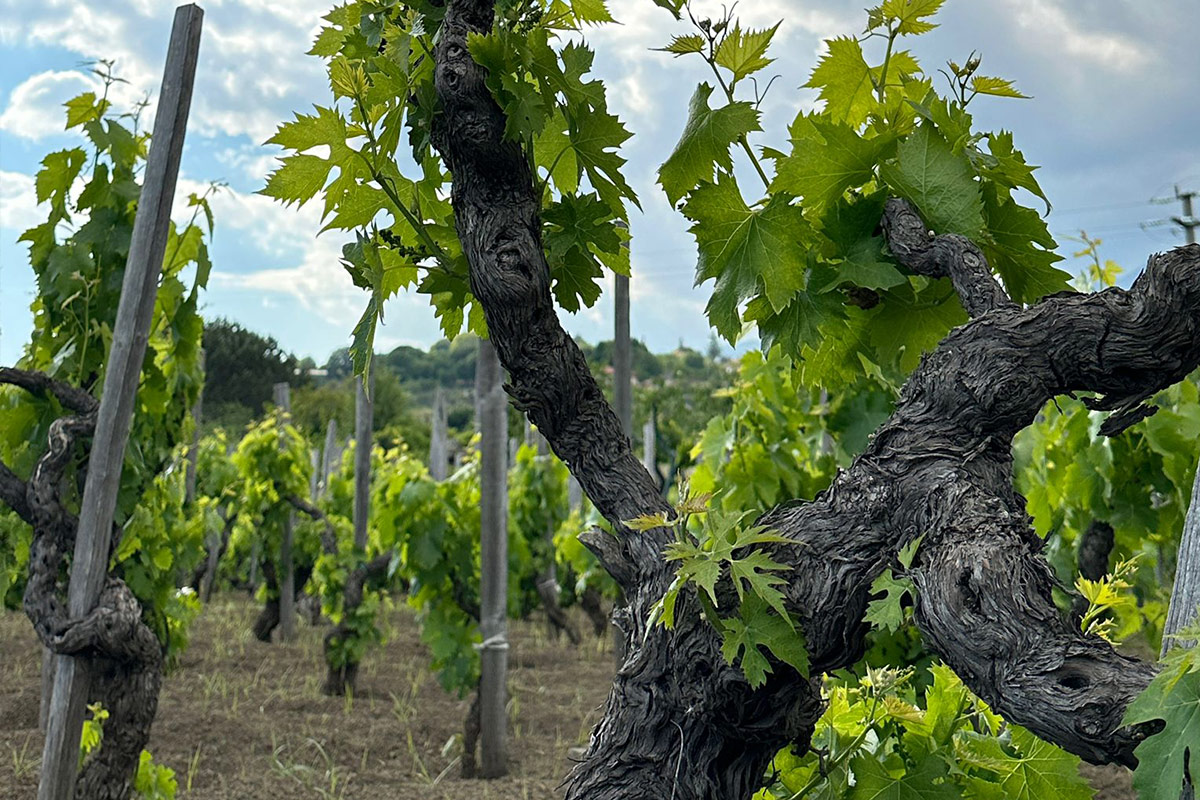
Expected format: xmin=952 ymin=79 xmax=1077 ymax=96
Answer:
xmin=1172 ymin=187 xmax=1197 ymax=245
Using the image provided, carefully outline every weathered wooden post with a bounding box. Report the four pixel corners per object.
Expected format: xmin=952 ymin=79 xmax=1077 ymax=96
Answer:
xmin=477 ymin=338 xmax=508 ymax=777
xmin=185 ymin=349 xmax=205 ymax=504
xmin=642 ymin=409 xmax=657 ymax=490
xmin=611 ymin=221 xmax=632 ymax=665
xmin=38 ymin=7 xmax=203 ymax=798
xmin=354 ymin=373 xmax=373 ymax=550
xmin=1162 ymin=458 xmax=1200 ymax=800
xmin=430 ymin=386 xmax=449 ymax=481
xmin=274 ymin=381 xmax=297 ymax=642
xmin=320 ymin=417 xmax=338 ymax=496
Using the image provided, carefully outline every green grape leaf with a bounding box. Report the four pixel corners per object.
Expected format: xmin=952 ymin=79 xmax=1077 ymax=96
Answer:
xmin=534 ymin=110 xmax=579 ymax=194
xmin=650 ymin=0 xmax=684 ymax=18
xmin=816 ymin=192 xmax=905 ymax=291
xmin=805 ymin=36 xmax=877 ymax=127
xmin=879 ymin=0 xmax=947 ymax=35
xmin=657 ymin=83 xmax=761 ymax=207
xmin=749 ymin=289 xmax=844 ymax=365
xmin=309 ymin=24 xmax=348 ymax=57
xmin=266 ymin=105 xmax=346 ymax=152
xmin=982 ymin=131 xmax=1049 ymax=211
xmin=658 ymin=34 xmax=705 ymax=56
xmin=542 ymin=192 xmax=623 ymax=311
xmin=848 ymin=753 xmax=960 ymax=799
xmin=772 ymin=115 xmax=885 ymax=212
xmin=880 ymin=124 xmax=983 ymax=237
xmin=980 ymin=186 xmax=1069 ymax=304
xmin=969 ymin=75 xmax=1029 ymax=99
xmin=868 ymin=283 xmax=966 ymax=372
xmin=1125 ymin=666 xmax=1200 ymax=800
xmin=569 ymin=0 xmax=614 ymax=24
xmin=350 ymin=296 xmax=378 ymax=383
xmin=961 ymin=726 xmax=1093 ymax=800
xmin=685 ymin=174 xmax=808 ymax=341
xmin=720 ymin=593 xmax=809 ymax=686
xmin=260 ymin=154 xmax=333 ymax=207
xmin=714 ymin=23 xmax=779 ymax=83
xmin=35 ymin=148 xmax=87 ymax=212
xmin=864 ymin=568 xmax=911 ymax=632
xmin=568 ymin=105 xmax=639 ymax=211
xmin=64 ymin=92 xmax=109 ymax=129
xmin=848 ymin=754 xmax=960 ymax=799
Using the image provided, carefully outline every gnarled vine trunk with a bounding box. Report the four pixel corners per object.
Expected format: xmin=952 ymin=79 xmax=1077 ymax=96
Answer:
xmin=322 ymin=552 xmax=391 ymax=696
xmin=430 ymin=1 xmax=1199 ymax=796
xmin=0 ymin=369 xmax=164 ymax=800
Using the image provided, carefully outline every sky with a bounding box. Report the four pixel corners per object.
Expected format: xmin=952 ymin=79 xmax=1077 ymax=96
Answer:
xmin=0 ymin=0 xmax=1197 ymax=368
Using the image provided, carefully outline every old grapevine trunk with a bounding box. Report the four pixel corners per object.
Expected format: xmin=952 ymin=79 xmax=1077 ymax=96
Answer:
xmin=0 ymin=370 xmax=163 ymax=800
xmin=430 ymin=1 xmax=1198 ymax=796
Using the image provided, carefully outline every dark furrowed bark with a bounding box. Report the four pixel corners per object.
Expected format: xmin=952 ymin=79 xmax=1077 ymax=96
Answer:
xmin=1079 ymin=521 xmax=1116 ymax=582
xmin=252 ymin=561 xmax=315 ymax=642
xmin=579 ymin=586 xmax=609 ymax=638
xmin=431 ymin=3 xmax=826 ymax=796
xmin=323 ymin=552 xmax=392 ymax=696
xmin=6 ymin=369 xmax=161 ymax=800
xmin=429 ymin=0 xmax=1200 ymax=790
xmin=536 ymin=574 xmax=581 ymax=645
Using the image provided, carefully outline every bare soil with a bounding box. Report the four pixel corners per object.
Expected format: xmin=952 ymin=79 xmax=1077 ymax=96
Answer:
xmin=0 ymin=597 xmax=613 ymax=799
xmin=0 ymin=597 xmax=1137 ymax=799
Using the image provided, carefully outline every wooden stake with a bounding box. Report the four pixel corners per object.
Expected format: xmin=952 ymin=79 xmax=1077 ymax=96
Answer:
xmin=477 ymin=338 xmax=508 ymax=778
xmin=38 ymin=8 xmax=203 ymax=798
xmin=185 ymin=350 xmax=205 ymax=504
xmin=274 ymin=382 xmax=296 ymax=642
xmin=430 ymin=386 xmax=449 ymax=481
xmin=321 ymin=417 xmax=338 ymax=497
xmin=353 ymin=372 xmax=373 ymax=550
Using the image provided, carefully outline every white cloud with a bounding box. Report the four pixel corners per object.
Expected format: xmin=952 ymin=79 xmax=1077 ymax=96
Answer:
xmin=0 ymin=171 xmax=40 ymax=231
xmin=4 ymin=1 xmax=330 ymax=143
xmin=0 ymin=70 xmax=98 ymax=140
xmin=1004 ymin=0 xmax=1150 ymax=72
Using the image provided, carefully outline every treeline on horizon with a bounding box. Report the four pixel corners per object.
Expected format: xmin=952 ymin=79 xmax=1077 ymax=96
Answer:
xmin=201 ymin=317 xmax=734 ymax=468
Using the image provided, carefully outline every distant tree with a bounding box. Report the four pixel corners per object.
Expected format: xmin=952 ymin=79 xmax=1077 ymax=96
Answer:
xmin=202 ymin=318 xmax=300 ymax=428
xmin=323 ymin=347 xmax=353 ymax=380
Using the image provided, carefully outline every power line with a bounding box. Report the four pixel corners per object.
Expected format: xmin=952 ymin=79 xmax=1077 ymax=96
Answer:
xmin=1146 ymin=185 xmax=1198 ymax=245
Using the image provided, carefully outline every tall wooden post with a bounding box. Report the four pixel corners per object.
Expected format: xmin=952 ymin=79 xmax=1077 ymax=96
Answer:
xmin=476 ymin=338 xmax=508 ymax=778
xmin=430 ymin=386 xmax=449 ymax=481
xmin=613 ymin=273 xmax=632 ymax=441
xmin=185 ymin=349 xmax=205 ymax=504
xmin=354 ymin=373 xmax=373 ymax=550
xmin=611 ymin=223 xmax=632 ymax=666
xmin=642 ymin=409 xmax=657 ymax=490
xmin=274 ymin=382 xmax=296 ymax=642
xmin=320 ymin=417 xmax=338 ymax=497
xmin=1163 ymin=461 xmax=1200 ymax=653
xmin=38 ymin=7 xmax=203 ymax=798
xmin=1162 ymin=457 xmax=1200 ymax=800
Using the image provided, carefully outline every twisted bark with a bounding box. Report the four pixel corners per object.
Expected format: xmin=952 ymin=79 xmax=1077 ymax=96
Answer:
xmin=322 ymin=552 xmax=392 ymax=696
xmin=2 ymin=367 xmax=162 ymax=800
xmin=430 ymin=0 xmax=1200 ymax=793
